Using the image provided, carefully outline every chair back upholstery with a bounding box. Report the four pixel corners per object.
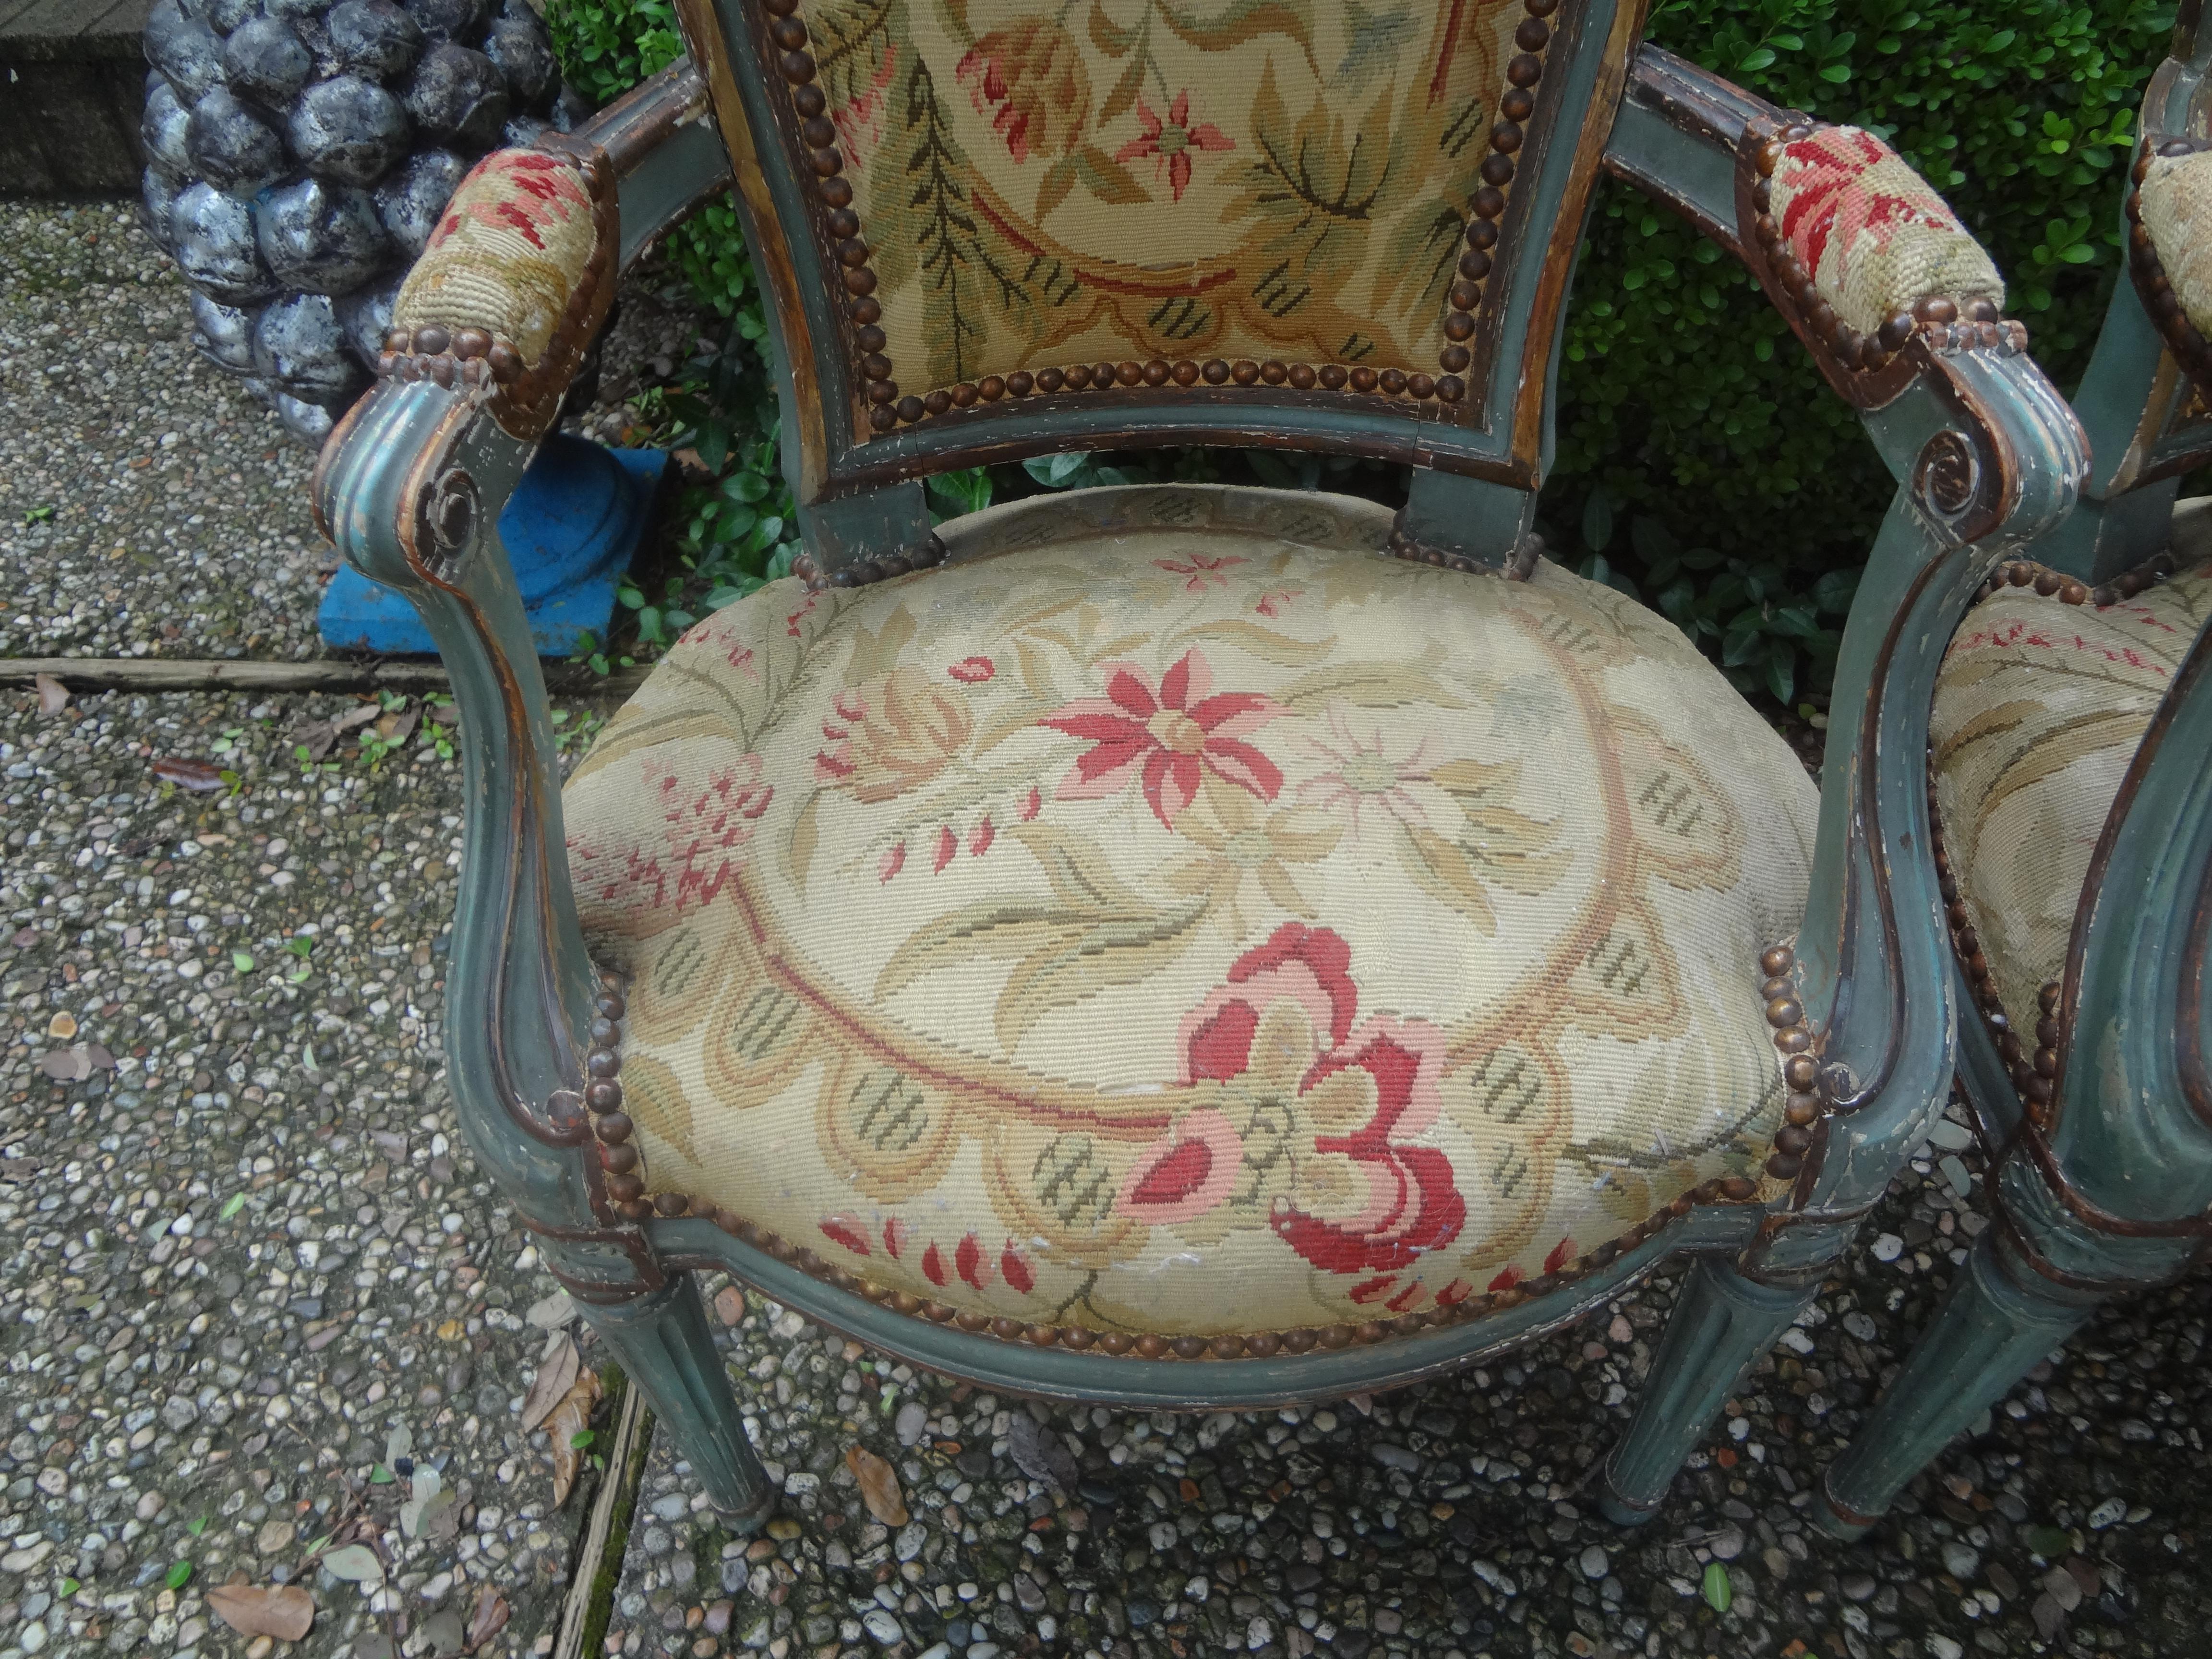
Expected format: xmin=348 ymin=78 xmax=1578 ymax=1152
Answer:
xmin=674 ymin=0 xmax=1646 ymax=501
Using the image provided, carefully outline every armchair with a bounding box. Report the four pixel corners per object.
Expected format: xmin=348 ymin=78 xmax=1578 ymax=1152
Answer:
xmin=309 ymin=0 xmax=2085 ymax=1532
xmin=1816 ymin=12 xmax=2212 ymax=1536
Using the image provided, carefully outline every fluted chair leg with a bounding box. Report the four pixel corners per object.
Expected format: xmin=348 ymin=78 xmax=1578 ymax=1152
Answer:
xmin=577 ymin=1272 xmax=778 ymax=1532
xmin=1816 ymin=1232 xmax=2096 ymax=1539
xmin=1600 ymin=1255 xmax=1818 ymax=1525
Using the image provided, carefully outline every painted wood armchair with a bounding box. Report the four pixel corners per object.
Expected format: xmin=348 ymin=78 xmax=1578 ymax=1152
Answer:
xmin=1818 ymin=12 xmax=2212 ymax=1538
xmin=309 ymin=0 xmax=2086 ymax=1531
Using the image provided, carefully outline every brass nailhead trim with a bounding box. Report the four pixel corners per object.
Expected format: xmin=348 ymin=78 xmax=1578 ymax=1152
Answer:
xmin=790 ymin=532 xmax=950 ymax=594
xmin=1431 ymin=0 xmax=1557 ymax=388
xmin=583 ymin=957 xmax=1763 ymax=1356
xmin=1750 ymin=121 xmax=2025 ymax=373
xmin=756 ymin=0 xmax=1555 ymax=428
xmin=1760 ymin=941 xmax=1817 ymax=1182
xmin=380 ymin=325 xmax=526 ymax=389
xmin=1970 ymin=553 xmax=2176 ymax=612
xmin=1383 ymin=513 xmax=1543 ymax=580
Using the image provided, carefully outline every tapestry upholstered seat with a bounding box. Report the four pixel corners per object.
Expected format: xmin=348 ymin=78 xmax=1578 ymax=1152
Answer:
xmin=1930 ymin=500 xmax=2212 ymax=1071
xmin=561 ymin=485 xmax=1816 ymax=1341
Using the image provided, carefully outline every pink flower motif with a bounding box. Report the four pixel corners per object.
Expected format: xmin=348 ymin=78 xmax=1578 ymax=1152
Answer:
xmin=830 ymin=45 xmax=897 ymax=168
xmin=931 ymin=825 xmax=959 ymax=874
xmin=1038 ymin=649 xmax=1282 ymax=830
xmin=1154 ymin=553 xmax=1245 ymax=593
xmin=1115 ymin=1107 xmax=1245 ymax=1225
xmin=1114 ymin=91 xmax=1234 ymax=203
xmin=878 ymin=842 xmax=907 ymax=882
xmin=968 ymin=816 xmax=995 ymax=857
xmin=1255 ymin=586 xmax=1302 ymax=618
xmin=949 ymin=655 xmax=996 ymax=683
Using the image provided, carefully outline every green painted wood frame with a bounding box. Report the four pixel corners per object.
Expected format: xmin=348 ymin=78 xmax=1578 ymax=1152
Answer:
xmin=310 ymin=16 xmax=2087 ymax=1530
xmin=1815 ymin=4 xmax=2212 ymax=1538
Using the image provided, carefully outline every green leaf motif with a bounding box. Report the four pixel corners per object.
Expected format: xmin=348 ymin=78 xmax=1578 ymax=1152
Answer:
xmin=876 ymin=824 xmax=1208 ymax=1052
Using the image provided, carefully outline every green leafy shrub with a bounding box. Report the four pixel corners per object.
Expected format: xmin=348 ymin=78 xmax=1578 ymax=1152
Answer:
xmin=543 ymin=0 xmax=2173 ymax=702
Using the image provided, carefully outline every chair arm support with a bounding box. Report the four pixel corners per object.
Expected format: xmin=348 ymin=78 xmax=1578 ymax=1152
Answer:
xmin=311 ymin=379 xmax=612 ymax=1242
xmin=1606 ymin=46 xmax=2090 ymax=1279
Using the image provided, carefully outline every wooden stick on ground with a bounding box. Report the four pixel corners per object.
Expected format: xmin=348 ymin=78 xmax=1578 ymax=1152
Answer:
xmin=552 ymin=1378 xmax=655 ymax=1659
xmin=0 ymin=657 xmax=648 ymax=698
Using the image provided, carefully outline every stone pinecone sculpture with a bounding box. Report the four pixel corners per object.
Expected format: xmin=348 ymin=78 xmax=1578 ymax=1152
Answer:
xmin=140 ymin=0 xmax=584 ymax=443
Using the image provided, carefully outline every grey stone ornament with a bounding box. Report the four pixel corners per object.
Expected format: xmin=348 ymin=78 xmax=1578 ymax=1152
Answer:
xmin=141 ymin=78 xmax=195 ymax=176
xmin=258 ymin=176 xmax=391 ymax=293
xmin=289 ymin=75 xmax=413 ymax=185
xmin=146 ymin=0 xmax=227 ymax=101
xmin=323 ymin=0 xmax=423 ymax=78
xmin=220 ymin=14 xmax=314 ymax=108
xmin=373 ymin=147 xmax=466 ymax=257
xmin=190 ymin=289 xmax=264 ymax=373
xmin=403 ymin=42 xmax=509 ymax=146
xmin=171 ymin=181 xmax=279 ymax=304
xmin=185 ymin=86 xmax=287 ymax=193
xmin=254 ymin=291 xmax=367 ymax=403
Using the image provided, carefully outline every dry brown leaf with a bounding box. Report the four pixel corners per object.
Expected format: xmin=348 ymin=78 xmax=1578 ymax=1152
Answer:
xmin=545 ymin=1365 xmax=602 ymax=1507
xmin=846 ymin=1445 xmax=908 ymax=1527
xmin=33 ymin=673 xmax=67 ymax=715
xmin=205 ymin=1583 xmax=315 ymax=1641
xmin=151 ymin=756 xmax=224 ymax=791
xmin=464 ymin=1586 xmax=510 ymax=1653
xmin=519 ymin=1332 xmax=580 ymax=1433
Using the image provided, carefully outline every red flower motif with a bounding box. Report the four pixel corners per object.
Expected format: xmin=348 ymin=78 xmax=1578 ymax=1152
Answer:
xmin=1121 ymin=925 xmax=1465 ymax=1294
xmin=950 ymin=655 xmax=996 ymax=683
xmin=1039 ymin=648 xmax=1282 ymax=830
xmin=1777 ymin=126 xmax=1962 ymax=280
xmin=575 ymin=754 xmax=772 ymax=916
xmin=1154 ymin=553 xmax=1245 ymax=593
xmin=1114 ymin=91 xmax=1234 ymax=203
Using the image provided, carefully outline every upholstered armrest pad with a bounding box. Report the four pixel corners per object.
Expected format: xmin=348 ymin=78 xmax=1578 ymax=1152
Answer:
xmin=393 ymin=150 xmax=604 ymax=371
xmin=1765 ymin=126 xmax=2004 ymax=337
xmin=2138 ymin=147 xmax=2212 ymax=338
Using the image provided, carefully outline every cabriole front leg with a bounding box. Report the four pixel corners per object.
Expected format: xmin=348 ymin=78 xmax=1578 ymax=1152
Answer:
xmin=573 ymin=1270 xmax=776 ymax=1531
xmin=1816 ymin=1229 xmax=2095 ymax=1539
xmin=1600 ymin=1255 xmax=1821 ymax=1525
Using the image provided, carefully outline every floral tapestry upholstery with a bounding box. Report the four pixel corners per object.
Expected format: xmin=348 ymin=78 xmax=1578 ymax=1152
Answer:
xmin=2138 ymin=146 xmax=2212 ymax=339
xmin=393 ymin=151 xmax=599 ymax=367
xmin=801 ymin=0 xmax=1538 ymax=393
xmin=1765 ymin=127 xmax=2003 ymax=337
xmin=561 ymin=487 xmax=1817 ymax=1340
xmin=1931 ymin=502 xmax=2212 ymax=1041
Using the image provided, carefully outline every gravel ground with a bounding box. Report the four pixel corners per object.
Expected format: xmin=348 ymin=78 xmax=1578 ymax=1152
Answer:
xmin=7 ymin=202 xmax=2212 ymax=1659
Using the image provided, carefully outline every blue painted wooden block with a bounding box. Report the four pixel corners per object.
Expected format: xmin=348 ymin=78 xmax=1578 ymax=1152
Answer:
xmin=317 ymin=434 xmax=667 ymax=657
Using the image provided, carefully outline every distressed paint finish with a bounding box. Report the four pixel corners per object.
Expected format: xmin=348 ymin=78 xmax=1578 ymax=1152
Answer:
xmin=309 ymin=29 xmax=2092 ymax=1527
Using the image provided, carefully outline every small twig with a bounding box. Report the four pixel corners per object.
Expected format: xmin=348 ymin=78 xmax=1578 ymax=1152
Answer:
xmin=1 ymin=656 xmax=649 ymax=698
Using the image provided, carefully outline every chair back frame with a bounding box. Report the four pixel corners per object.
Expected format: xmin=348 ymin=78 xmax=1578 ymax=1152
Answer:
xmin=676 ymin=0 xmax=1651 ymax=570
